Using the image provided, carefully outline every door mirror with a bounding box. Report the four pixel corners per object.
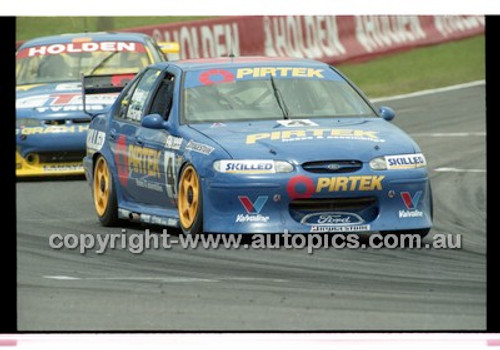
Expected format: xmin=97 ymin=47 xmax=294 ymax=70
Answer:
xmin=379 ymin=106 xmax=396 ymax=121
xmin=141 ymin=114 xmax=166 ymax=129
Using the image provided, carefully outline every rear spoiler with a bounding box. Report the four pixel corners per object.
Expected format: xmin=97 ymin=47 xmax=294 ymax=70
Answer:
xmin=81 ymin=73 xmax=136 ymax=117
xmin=158 ymin=41 xmax=180 ymax=61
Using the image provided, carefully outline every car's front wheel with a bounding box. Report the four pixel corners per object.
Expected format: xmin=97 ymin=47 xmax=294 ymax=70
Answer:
xmin=93 ymin=155 xmax=119 ymax=226
xmin=177 ymin=164 xmax=203 ymax=235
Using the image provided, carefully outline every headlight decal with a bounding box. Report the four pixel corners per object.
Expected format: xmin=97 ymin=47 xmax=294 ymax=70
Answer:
xmin=213 ymin=160 xmax=294 ymax=174
xmin=385 ymin=153 xmax=426 ymax=169
xmin=369 ymin=153 xmax=426 ymax=170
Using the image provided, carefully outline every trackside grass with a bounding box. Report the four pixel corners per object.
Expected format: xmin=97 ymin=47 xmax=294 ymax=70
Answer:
xmin=337 ymin=35 xmax=485 ymax=98
xmin=16 ymin=16 xmax=211 ymax=41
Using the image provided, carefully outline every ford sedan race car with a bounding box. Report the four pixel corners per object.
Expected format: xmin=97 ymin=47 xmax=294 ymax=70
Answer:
xmin=84 ymin=57 xmax=433 ymax=236
xmin=16 ymin=32 xmax=179 ymax=177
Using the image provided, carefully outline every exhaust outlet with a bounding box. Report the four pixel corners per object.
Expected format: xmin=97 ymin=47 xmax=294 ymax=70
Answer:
xmin=129 ymin=213 xmax=141 ymax=222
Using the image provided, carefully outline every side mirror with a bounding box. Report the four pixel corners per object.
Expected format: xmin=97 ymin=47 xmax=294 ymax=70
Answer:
xmin=379 ymin=106 xmax=396 ymax=121
xmin=141 ymin=114 xmax=167 ymax=130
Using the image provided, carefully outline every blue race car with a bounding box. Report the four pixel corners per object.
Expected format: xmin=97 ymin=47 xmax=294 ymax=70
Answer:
xmin=84 ymin=57 xmax=433 ymax=236
xmin=16 ymin=32 xmax=178 ymax=177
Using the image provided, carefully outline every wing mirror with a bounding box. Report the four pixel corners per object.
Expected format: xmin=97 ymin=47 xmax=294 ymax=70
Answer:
xmin=379 ymin=106 xmax=396 ymax=121
xmin=141 ymin=114 xmax=168 ymax=130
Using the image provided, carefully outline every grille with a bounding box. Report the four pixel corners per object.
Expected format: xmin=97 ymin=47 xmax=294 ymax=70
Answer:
xmin=290 ymin=197 xmax=376 ymax=212
xmin=44 ymin=119 xmax=66 ymax=126
xmin=44 ymin=118 xmax=91 ymax=126
xmin=72 ymin=118 xmax=92 ymax=124
xmin=38 ymin=151 xmax=86 ymax=163
xmin=302 ymin=160 xmax=363 ymax=173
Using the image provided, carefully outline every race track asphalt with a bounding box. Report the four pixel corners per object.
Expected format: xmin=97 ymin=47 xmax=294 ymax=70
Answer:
xmin=17 ymin=84 xmax=486 ymax=331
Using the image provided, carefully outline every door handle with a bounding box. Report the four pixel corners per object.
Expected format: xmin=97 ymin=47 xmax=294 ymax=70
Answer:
xmin=109 ymin=129 xmax=117 ymax=140
xmin=135 ymin=136 xmax=144 ymax=146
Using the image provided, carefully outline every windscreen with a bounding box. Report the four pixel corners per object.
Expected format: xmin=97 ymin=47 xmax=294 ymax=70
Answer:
xmin=182 ymin=66 xmax=376 ymax=123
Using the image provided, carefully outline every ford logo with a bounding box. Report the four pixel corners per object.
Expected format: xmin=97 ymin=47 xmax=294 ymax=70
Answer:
xmin=300 ymin=212 xmax=364 ymax=226
xmin=327 ymin=163 xmax=341 ymax=170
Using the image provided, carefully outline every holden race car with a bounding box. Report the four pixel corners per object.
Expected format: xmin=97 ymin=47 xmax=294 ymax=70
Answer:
xmin=16 ymin=32 xmax=179 ymax=177
xmin=83 ymin=57 xmax=433 ymax=236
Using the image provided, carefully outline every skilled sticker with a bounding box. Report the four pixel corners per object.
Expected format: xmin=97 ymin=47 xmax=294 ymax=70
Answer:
xmin=246 ymin=128 xmax=384 ymax=144
xmin=236 ymin=196 xmax=270 ymax=223
xmin=185 ymin=140 xmax=215 ymax=155
xmin=385 ymin=153 xmax=426 ymax=170
xmin=399 ymin=191 xmax=424 ymax=218
xmin=17 ymin=41 xmax=146 ymax=58
xmin=219 ymin=160 xmax=275 ymax=174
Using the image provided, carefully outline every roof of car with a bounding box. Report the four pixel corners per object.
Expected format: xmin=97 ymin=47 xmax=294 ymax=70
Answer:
xmin=19 ymin=32 xmax=152 ymax=48
xmin=151 ymin=56 xmax=330 ymax=71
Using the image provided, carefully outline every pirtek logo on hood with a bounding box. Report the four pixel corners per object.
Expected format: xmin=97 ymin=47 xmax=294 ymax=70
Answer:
xmin=246 ymin=129 xmax=380 ymax=144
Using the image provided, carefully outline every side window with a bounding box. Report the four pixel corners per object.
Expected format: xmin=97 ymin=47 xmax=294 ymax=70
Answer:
xmin=148 ymin=73 xmax=175 ymax=120
xmin=115 ymin=76 xmax=141 ymax=120
xmin=125 ymin=69 xmax=162 ymax=123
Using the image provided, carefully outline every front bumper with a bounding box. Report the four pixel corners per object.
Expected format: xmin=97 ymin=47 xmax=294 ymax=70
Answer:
xmin=16 ymin=151 xmax=84 ymax=177
xmin=16 ymin=128 xmax=87 ymax=177
xmin=202 ymin=168 xmax=432 ymax=234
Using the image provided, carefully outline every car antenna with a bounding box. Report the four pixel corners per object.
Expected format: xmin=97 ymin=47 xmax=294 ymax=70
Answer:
xmin=228 ymin=35 xmax=235 ymax=59
xmin=82 ymin=17 xmax=88 ymax=33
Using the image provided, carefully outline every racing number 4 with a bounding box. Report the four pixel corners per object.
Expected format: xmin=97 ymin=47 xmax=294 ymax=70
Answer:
xmin=165 ymin=151 xmax=177 ymax=199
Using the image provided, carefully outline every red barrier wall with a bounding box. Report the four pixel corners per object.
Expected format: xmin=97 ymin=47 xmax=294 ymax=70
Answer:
xmin=16 ymin=16 xmax=484 ymax=65
xmin=123 ymin=15 xmax=484 ymax=64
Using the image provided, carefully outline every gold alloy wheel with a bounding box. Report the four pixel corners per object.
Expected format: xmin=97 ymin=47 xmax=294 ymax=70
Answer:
xmin=178 ymin=165 xmax=200 ymax=229
xmin=93 ymin=157 xmax=111 ymax=217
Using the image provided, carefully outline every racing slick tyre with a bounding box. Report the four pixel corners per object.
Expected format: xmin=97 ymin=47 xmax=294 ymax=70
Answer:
xmin=178 ymin=164 xmax=203 ymax=235
xmin=93 ymin=155 xmax=119 ymax=226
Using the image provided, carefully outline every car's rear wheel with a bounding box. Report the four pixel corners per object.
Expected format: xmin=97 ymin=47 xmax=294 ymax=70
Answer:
xmin=178 ymin=164 xmax=203 ymax=235
xmin=93 ymin=155 xmax=119 ymax=226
